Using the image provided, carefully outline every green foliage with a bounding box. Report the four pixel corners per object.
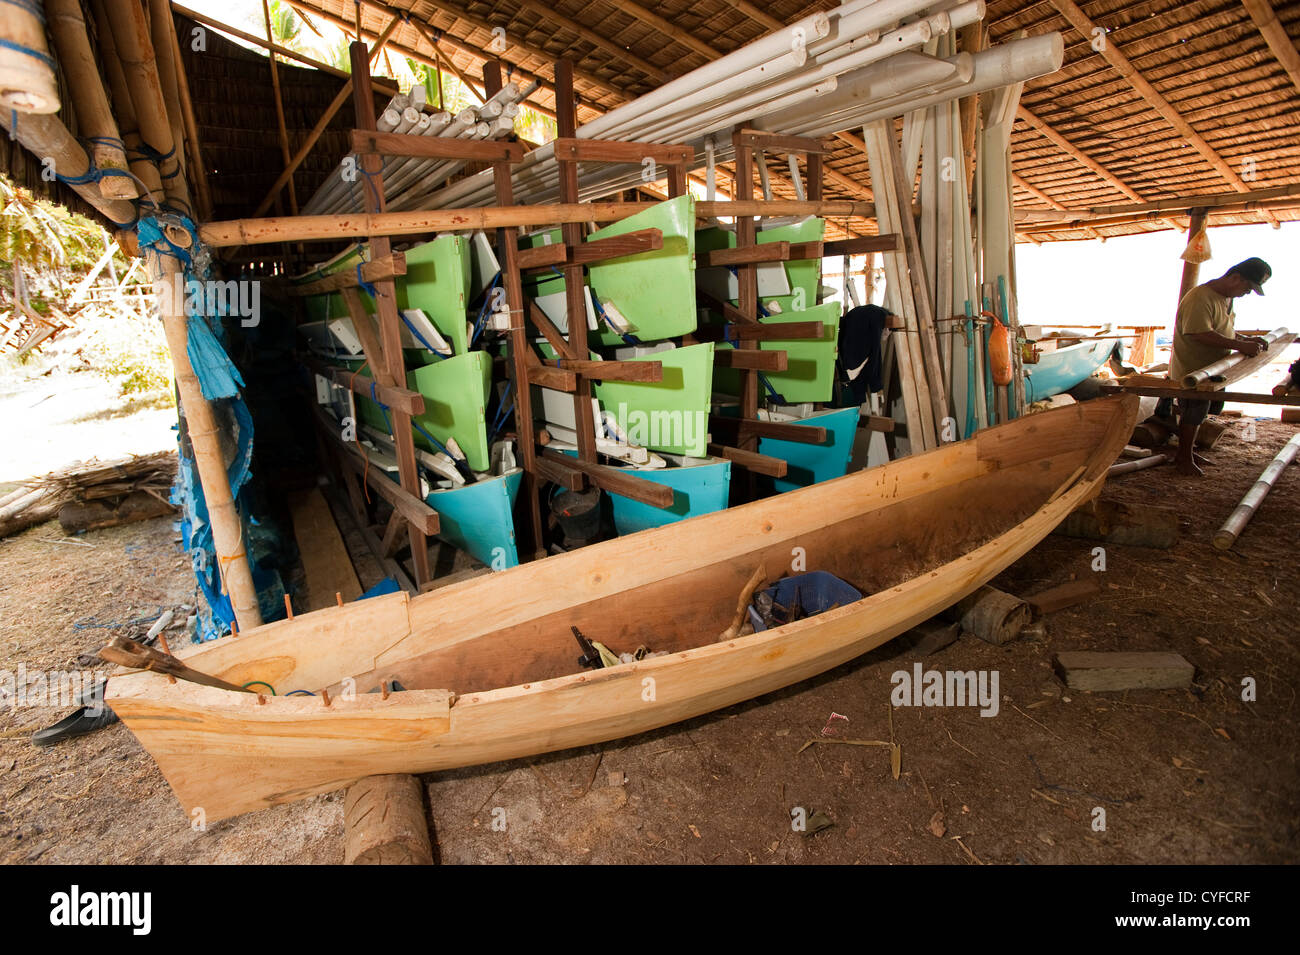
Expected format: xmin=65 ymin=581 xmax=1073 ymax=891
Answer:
xmin=99 ymin=342 xmax=175 ymax=396
xmin=0 ymin=174 xmax=107 ymax=275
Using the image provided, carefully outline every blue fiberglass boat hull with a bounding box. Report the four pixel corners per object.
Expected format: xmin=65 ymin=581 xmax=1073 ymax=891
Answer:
xmin=759 ymin=406 xmax=860 ymax=493
xmin=609 ymin=456 xmax=732 ymax=536
xmin=1024 ymin=338 xmax=1115 ymax=404
xmin=426 ymin=469 xmax=523 ymax=569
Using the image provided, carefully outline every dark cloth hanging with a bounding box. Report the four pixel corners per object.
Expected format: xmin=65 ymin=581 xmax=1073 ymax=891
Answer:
xmin=838 ymin=304 xmax=891 ymax=403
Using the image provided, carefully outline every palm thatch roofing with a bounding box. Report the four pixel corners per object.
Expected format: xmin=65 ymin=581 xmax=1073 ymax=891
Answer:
xmin=7 ymin=0 xmax=1300 ymax=246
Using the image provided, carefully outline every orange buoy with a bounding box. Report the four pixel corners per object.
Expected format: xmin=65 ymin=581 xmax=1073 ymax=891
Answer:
xmin=987 ymin=319 xmax=1013 ymax=386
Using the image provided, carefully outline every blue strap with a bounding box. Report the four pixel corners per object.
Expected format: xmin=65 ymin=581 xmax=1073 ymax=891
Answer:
xmin=355 ymin=263 xmax=378 ymax=298
xmin=399 ymin=312 xmax=441 ymax=353
xmin=0 ymin=37 xmax=54 ymax=72
xmin=136 ymin=215 xmax=198 ymax=267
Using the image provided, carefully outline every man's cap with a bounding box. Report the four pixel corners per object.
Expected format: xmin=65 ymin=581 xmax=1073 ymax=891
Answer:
xmin=1227 ymin=257 xmax=1272 ymax=295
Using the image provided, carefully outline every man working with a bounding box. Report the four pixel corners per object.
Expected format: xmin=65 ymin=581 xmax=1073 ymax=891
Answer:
xmin=1168 ymin=257 xmax=1272 ymax=476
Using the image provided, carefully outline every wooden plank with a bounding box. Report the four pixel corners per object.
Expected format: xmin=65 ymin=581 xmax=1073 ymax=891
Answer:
xmin=700 ymin=242 xmax=789 ymax=267
xmin=1053 ymin=651 xmax=1194 ymax=692
xmin=540 ymin=449 xmax=673 ymax=508
xmin=1193 ymin=332 xmax=1296 ymax=391
xmin=526 ymin=301 xmax=579 ymax=361
xmin=533 ymin=455 xmax=584 ymax=490
xmin=551 ymin=137 xmax=693 ymax=165
xmin=861 ymin=414 xmax=895 ymax=433
xmin=305 ymin=358 xmax=424 ymax=416
xmin=570 ymin=228 xmax=663 ymax=265
xmin=290 ymin=254 xmax=407 ymax=296
xmin=734 ymin=129 xmax=830 ymax=154
xmin=821 ymin=233 xmax=904 ymax=255
xmin=1025 ymin=577 xmax=1101 ymax=615
xmin=312 ymin=398 xmax=439 ymax=536
xmin=545 ymin=359 xmax=663 ymax=382
xmin=516 ymin=243 xmax=568 ymax=270
xmin=715 ymin=348 xmax=787 ymax=372
xmin=707 ymin=443 xmax=787 ymax=477
xmin=693 ymin=321 xmax=823 ymax=343
xmin=526 ymin=364 xmax=578 ymax=391
xmin=289 ymin=488 xmax=363 ymax=610
xmin=351 ymin=128 xmax=523 ymax=162
xmin=696 ymin=288 xmax=760 ymax=326
xmin=786 ymin=240 xmax=824 ymax=261
xmin=1099 ymin=384 xmax=1300 ymax=407
xmin=708 ymin=414 xmax=826 ymax=445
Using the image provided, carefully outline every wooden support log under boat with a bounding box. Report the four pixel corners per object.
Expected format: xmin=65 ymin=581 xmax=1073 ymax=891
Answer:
xmin=106 ymin=396 xmax=1140 ymax=821
xmin=344 ymin=774 xmax=434 ymax=865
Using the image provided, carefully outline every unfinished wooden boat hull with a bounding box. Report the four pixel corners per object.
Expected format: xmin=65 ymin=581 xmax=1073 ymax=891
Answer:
xmin=1024 ymin=337 xmax=1114 ymax=403
xmin=107 ymin=395 xmax=1138 ymax=820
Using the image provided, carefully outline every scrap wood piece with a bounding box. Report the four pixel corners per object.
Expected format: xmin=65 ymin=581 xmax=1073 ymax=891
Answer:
xmin=951 ymin=586 xmax=1029 ymax=646
xmin=99 ymin=635 xmax=250 ymax=692
xmin=1053 ymin=651 xmax=1194 ymax=692
xmin=1025 ymin=577 xmax=1102 ymax=615
xmin=719 ymin=562 xmax=766 ymax=641
xmin=289 ymin=487 xmax=363 ymax=610
xmin=898 ymin=617 xmax=960 ymax=656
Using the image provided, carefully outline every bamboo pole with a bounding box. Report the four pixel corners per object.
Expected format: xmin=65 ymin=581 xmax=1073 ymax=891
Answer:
xmin=1177 ymin=209 xmax=1207 ymax=307
xmin=1181 ymin=328 xmax=1290 ymax=389
xmin=1212 ymin=433 xmax=1300 ymax=549
xmin=103 ymin=0 xmax=192 ymax=212
xmin=0 ymin=0 xmax=59 ymax=113
xmin=148 ymin=0 xmax=191 ymax=194
xmin=45 ymin=0 xmax=136 ymax=198
xmin=262 ymin=0 xmax=298 ymax=216
xmin=88 ymin=0 xmax=165 ymax=202
xmin=152 ymin=254 xmax=263 ymax=630
xmin=201 ymin=199 xmax=875 ymax=247
xmin=0 ymin=110 xmax=137 ymax=225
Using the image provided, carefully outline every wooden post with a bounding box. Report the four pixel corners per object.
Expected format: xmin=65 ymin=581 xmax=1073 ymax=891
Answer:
xmin=732 ymin=128 xmax=760 ymax=444
xmin=485 ymin=59 xmax=545 ymax=558
xmin=344 ymin=774 xmax=434 ymax=865
xmin=1178 ymin=209 xmax=1207 ymax=307
xmin=153 ymin=255 xmax=263 ymax=632
xmin=348 ymin=40 xmax=431 ymax=586
xmin=554 ymin=60 xmax=599 ymax=465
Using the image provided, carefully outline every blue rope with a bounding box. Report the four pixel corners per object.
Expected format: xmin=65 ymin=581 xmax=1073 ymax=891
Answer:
xmin=136 ymin=215 xmax=198 ymax=268
xmin=375 ymin=390 xmax=452 ymax=459
xmin=592 ymin=297 xmax=638 ymax=346
xmin=399 ymin=312 xmax=441 ymax=353
xmin=471 ymin=271 xmax=501 ymax=346
xmin=355 ymin=263 xmax=378 ymax=298
xmin=489 ymin=381 xmax=514 ymax=441
xmin=0 ymin=37 xmax=54 ymax=72
xmin=759 ymin=372 xmax=784 ymax=404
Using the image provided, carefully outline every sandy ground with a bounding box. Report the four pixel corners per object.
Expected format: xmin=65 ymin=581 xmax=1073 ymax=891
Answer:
xmin=0 ymin=337 xmax=1296 ymax=864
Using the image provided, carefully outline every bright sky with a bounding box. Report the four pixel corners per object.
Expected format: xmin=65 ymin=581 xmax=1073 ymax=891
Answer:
xmin=1017 ymin=220 xmax=1299 ymax=334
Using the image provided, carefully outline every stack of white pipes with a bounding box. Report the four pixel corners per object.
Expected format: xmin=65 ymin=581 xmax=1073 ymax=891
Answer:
xmin=302 ymin=82 xmax=535 ymax=215
xmin=402 ymin=0 xmax=1060 ymax=212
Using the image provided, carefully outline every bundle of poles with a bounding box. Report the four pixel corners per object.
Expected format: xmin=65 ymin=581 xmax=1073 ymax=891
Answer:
xmin=399 ymin=0 xmax=1062 ymax=211
xmin=303 ymin=80 xmax=537 ymax=215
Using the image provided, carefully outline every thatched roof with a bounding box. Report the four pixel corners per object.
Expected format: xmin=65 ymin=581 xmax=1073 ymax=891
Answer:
xmin=7 ymin=1 xmax=1299 ymax=244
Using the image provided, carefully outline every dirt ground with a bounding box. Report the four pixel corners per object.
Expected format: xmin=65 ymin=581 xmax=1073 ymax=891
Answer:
xmin=1 ymin=410 xmax=1296 ymax=865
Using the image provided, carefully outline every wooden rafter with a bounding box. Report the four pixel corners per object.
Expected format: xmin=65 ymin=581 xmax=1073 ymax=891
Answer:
xmin=715 ymin=0 xmax=783 ymax=32
xmin=1240 ymin=0 xmax=1300 ymax=98
xmin=1011 ymin=172 xmax=1105 ymax=240
xmin=1046 ymin=0 xmax=1279 ymax=226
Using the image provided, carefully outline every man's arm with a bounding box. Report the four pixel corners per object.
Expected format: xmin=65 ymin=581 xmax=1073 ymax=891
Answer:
xmin=1185 ymin=330 xmax=1266 ymax=356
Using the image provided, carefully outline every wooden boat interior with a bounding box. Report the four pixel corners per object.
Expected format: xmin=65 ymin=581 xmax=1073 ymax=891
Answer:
xmin=112 ymin=397 xmax=1130 ymax=706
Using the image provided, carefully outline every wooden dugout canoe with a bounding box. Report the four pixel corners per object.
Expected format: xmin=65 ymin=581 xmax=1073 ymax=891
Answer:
xmin=107 ymin=395 xmax=1138 ymax=820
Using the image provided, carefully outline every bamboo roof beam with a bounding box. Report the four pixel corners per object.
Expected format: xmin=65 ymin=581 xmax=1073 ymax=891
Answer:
xmin=1241 ymin=0 xmax=1300 ymax=98
xmin=1012 ymin=172 xmax=1105 ymax=240
xmin=1014 ymin=181 xmax=1300 ymax=223
xmin=1046 ymin=0 xmax=1280 ymax=226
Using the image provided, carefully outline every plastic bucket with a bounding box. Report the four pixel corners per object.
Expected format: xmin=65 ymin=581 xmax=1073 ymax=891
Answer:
xmin=748 ymin=571 xmax=863 ymax=632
